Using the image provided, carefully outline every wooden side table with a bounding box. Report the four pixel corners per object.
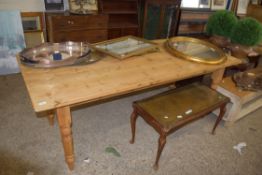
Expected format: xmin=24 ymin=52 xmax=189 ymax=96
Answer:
xmin=129 ymin=83 xmax=230 ymax=170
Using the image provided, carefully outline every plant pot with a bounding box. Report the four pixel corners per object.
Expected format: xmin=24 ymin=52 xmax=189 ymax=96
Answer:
xmin=209 ymin=35 xmax=231 ymax=48
xmin=253 ymin=44 xmax=262 ymax=55
xmin=227 ymin=43 xmax=260 ymax=71
xmin=227 ymin=43 xmax=259 ymax=59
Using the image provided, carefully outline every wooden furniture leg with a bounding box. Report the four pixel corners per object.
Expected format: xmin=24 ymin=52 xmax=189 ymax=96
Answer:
xmin=130 ymin=109 xmax=139 ymax=144
xmin=56 ymin=106 xmax=74 ymax=170
xmin=48 ymin=114 xmax=55 ymax=126
xmin=153 ymin=134 xmax=167 ymax=170
xmin=212 ymin=103 xmax=227 ymax=134
xmin=211 ymin=68 xmax=225 ymax=89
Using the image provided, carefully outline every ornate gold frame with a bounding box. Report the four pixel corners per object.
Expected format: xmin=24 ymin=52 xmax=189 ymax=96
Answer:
xmin=21 ymin=12 xmax=45 ymax=48
xmin=92 ymin=35 xmax=159 ymax=59
xmin=165 ymin=36 xmax=227 ymax=65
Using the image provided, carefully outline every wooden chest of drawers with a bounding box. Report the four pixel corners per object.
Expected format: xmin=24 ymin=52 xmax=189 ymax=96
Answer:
xmin=46 ymin=14 xmax=109 ymax=43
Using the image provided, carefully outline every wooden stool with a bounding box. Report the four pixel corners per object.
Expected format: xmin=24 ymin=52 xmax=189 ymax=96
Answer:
xmin=129 ymin=83 xmax=230 ymax=170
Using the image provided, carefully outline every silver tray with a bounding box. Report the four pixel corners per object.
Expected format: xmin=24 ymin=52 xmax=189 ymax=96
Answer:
xmin=20 ymin=41 xmax=100 ymax=68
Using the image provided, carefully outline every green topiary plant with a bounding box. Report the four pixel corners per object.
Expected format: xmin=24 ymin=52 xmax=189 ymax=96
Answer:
xmin=206 ymin=10 xmax=238 ymax=38
xmin=230 ymin=17 xmax=262 ymax=46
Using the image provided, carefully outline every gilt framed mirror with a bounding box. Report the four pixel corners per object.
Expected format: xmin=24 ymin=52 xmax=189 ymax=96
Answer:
xmin=165 ymin=36 xmax=227 ymax=64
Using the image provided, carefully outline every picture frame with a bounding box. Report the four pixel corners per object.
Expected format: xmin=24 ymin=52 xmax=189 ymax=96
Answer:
xmin=69 ymin=0 xmax=98 ymax=14
xmin=92 ymin=36 xmax=158 ymax=59
xmin=237 ymin=0 xmax=250 ymax=14
xmin=251 ymin=0 xmax=258 ymax=4
xmin=199 ymin=0 xmax=211 ymax=9
xmin=211 ymin=0 xmax=227 ymax=10
xmin=44 ymin=0 xmax=64 ymax=11
xmin=250 ymin=0 xmax=262 ymax=4
xmin=21 ymin=12 xmax=44 ymax=31
xmin=21 ymin=12 xmax=45 ymax=48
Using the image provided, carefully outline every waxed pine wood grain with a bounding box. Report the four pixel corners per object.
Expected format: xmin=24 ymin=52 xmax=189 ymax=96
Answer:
xmin=19 ymin=40 xmax=241 ymax=112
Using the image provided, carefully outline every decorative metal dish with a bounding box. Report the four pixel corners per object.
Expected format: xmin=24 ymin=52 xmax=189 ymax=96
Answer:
xmin=233 ymin=67 xmax=262 ymax=91
xmin=20 ymin=41 xmax=101 ymax=68
xmin=92 ymin=35 xmax=159 ymax=59
xmin=165 ymin=36 xmax=227 ymax=64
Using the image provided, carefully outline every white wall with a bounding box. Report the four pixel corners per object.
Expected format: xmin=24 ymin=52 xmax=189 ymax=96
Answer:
xmin=0 ymin=0 xmax=45 ymax=12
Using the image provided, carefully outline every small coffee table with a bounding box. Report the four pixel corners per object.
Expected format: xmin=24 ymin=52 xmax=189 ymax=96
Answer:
xmin=129 ymin=83 xmax=230 ymax=170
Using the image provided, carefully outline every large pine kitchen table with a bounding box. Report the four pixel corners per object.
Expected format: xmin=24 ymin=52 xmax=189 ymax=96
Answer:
xmin=18 ymin=40 xmax=241 ymax=170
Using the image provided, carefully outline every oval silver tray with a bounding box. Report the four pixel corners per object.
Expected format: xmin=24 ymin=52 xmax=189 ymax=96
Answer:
xmin=20 ymin=41 xmax=100 ymax=68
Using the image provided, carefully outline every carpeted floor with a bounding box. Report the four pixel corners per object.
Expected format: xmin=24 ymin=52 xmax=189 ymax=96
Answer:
xmin=0 ymin=74 xmax=261 ymax=175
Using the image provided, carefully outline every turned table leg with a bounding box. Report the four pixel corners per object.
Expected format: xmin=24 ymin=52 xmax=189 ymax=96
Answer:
xmin=48 ymin=114 xmax=55 ymax=126
xmin=211 ymin=68 xmax=225 ymax=89
xmin=56 ymin=106 xmax=74 ymax=170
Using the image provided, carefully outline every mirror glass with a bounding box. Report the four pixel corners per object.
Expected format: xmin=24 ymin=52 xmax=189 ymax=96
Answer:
xmin=166 ymin=37 xmax=226 ymax=64
xmin=174 ymin=42 xmax=220 ymax=60
xmin=92 ymin=36 xmax=158 ymax=59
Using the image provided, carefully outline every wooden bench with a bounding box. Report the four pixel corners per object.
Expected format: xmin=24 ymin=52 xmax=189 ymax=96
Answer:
xmin=129 ymin=83 xmax=230 ymax=170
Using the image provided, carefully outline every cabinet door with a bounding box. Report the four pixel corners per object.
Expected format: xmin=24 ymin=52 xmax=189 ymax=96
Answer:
xmin=52 ymin=30 xmax=108 ymax=43
xmin=122 ymin=28 xmax=139 ymax=36
xmin=143 ymin=0 xmax=181 ymax=39
xmin=108 ymin=28 xmax=122 ymax=39
xmin=108 ymin=27 xmax=139 ymax=39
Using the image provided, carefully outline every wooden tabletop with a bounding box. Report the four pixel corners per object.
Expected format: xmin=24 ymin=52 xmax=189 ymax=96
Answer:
xmin=19 ymin=40 xmax=242 ymax=112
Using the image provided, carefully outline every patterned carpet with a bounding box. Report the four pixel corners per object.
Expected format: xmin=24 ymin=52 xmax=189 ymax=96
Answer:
xmin=0 ymin=74 xmax=261 ymax=175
